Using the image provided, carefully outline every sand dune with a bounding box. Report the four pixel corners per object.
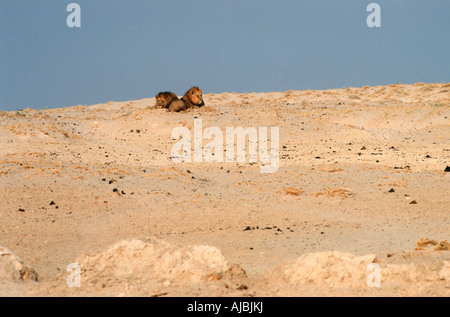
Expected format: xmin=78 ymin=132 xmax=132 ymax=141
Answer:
xmin=0 ymin=83 xmax=449 ymax=296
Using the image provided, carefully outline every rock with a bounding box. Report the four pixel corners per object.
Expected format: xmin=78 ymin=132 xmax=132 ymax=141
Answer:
xmin=415 ymin=238 xmax=438 ymax=250
xmin=0 ymin=246 xmax=38 ymax=282
xmin=269 ymin=251 xmax=450 ymax=291
xmin=75 ymin=239 xmax=245 ymax=287
xmin=278 ymin=251 xmax=376 ymax=288
xmin=435 ymin=240 xmax=450 ymax=251
xmin=278 ymin=187 xmax=304 ymax=196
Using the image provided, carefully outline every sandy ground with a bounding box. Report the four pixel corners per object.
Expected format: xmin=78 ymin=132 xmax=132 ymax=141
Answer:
xmin=0 ymin=82 xmax=449 ymax=297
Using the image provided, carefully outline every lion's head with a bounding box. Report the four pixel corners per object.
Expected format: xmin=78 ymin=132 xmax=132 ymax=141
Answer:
xmin=183 ymin=87 xmax=205 ymax=107
xmin=155 ymin=92 xmax=178 ymax=109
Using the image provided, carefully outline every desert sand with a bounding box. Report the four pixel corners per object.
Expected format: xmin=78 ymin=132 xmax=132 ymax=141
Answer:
xmin=0 ymin=82 xmax=449 ymax=297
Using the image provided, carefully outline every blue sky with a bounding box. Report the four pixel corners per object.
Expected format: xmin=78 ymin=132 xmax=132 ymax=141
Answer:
xmin=1 ymin=0 xmax=449 ymax=111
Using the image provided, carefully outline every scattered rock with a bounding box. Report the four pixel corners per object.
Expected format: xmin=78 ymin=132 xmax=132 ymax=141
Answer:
xmin=394 ymin=166 xmax=411 ymax=170
xmin=444 ymin=166 xmax=450 ymax=172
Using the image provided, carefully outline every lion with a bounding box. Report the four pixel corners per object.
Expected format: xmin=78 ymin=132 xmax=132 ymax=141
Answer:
xmin=154 ymin=91 xmax=179 ymax=109
xmin=181 ymin=87 xmax=205 ymax=109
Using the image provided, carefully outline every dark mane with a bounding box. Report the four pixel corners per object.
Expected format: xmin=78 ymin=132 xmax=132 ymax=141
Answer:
xmin=184 ymin=87 xmax=200 ymax=95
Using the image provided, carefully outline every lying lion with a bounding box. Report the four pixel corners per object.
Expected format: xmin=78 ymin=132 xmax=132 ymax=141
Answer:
xmin=154 ymin=91 xmax=178 ymax=109
xmin=154 ymin=87 xmax=205 ymax=112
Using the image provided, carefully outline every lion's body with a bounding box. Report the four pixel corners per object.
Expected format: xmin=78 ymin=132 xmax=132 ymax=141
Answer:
xmin=168 ymin=99 xmax=190 ymax=112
